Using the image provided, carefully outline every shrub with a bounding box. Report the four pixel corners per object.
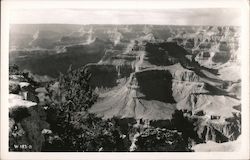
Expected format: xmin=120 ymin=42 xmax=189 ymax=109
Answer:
xmin=9 ymin=106 xmax=30 ymax=122
xmin=135 ymin=128 xmax=190 ymax=151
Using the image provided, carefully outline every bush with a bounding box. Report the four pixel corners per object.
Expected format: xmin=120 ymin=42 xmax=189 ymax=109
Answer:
xmin=9 ymin=106 xmax=30 ymax=122
xmin=57 ymin=66 xmax=97 ymax=111
xmin=135 ymin=128 xmax=190 ymax=151
xmin=9 ymin=106 xmax=49 ymax=151
xmin=171 ymin=110 xmax=203 ymax=144
xmin=43 ymin=67 xmax=130 ymax=151
xmin=44 ymin=111 xmax=130 ymax=151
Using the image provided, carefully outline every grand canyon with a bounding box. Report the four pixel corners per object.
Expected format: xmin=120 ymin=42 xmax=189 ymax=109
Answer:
xmin=9 ymin=24 xmax=241 ymax=152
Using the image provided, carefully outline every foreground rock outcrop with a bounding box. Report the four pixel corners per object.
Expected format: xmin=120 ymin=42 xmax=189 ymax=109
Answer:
xmin=9 ymin=66 xmax=50 ymax=151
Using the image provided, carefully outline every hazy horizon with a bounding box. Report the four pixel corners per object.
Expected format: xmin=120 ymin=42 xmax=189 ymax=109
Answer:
xmin=10 ymin=23 xmax=241 ymax=27
xmin=10 ymin=8 xmax=241 ymax=26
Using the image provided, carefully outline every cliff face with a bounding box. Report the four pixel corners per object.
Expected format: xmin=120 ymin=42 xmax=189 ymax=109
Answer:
xmin=87 ymin=27 xmax=241 ymax=147
xmin=89 ymin=69 xmax=176 ymax=120
xmin=169 ymin=26 xmax=240 ymax=83
xmin=177 ymin=93 xmax=240 ymax=142
xmin=85 ymin=64 xmax=119 ymax=88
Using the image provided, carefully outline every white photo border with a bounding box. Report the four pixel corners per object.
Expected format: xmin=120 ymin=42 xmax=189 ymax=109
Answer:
xmin=1 ymin=0 xmax=249 ymax=159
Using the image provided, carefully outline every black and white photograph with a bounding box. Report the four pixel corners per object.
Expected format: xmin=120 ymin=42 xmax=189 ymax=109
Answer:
xmin=1 ymin=0 xmax=249 ymax=159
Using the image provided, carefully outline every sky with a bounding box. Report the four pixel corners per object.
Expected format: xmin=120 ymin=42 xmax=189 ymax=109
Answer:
xmin=9 ymin=8 xmax=241 ymax=26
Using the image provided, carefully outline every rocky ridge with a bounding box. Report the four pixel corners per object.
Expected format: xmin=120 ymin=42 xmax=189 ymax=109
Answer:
xmin=86 ymin=27 xmax=241 ymax=149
